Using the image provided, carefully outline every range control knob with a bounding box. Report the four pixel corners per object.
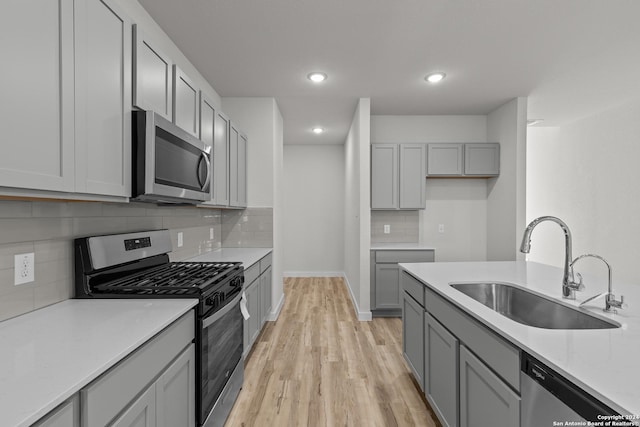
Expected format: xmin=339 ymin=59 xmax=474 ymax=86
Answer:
xmin=206 ymin=293 xmax=220 ymax=307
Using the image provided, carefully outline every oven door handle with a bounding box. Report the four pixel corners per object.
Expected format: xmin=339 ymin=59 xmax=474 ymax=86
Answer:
xmin=203 ymin=292 xmax=242 ymax=328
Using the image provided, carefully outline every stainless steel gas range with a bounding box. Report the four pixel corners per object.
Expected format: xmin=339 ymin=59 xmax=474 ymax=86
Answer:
xmin=74 ymin=229 xmax=244 ymax=427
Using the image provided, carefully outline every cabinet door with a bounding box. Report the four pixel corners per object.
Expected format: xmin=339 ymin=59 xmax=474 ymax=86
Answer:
xmin=399 ymin=144 xmax=426 ymax=209
xmin=74 ymin=0 xmax=132 ymax=197
xmin=156 ymin=344 xmax=196 ymax=427
xmin=213 ymin=111 xmax=230 ymax=206
xmin=427 ymin=144 xmax=463 ymax=176
xmin=33 ymin=395 xmax=79 ymax=427
xmin=425 ymin=313 xmax=459 ymax=427
xmin=374 ymin=264 xmax=401 ymax=309
xmin=246 ymin=280 xmax=261 ymax=349
xmin=459 ymin=345 xmax=520 ymax=427
xmin=260 ymin=267 xmax=272 ymax=326
xmin=173 ymin=65 xmax=199 ymax=137
xmin=402 ymin=292 xmax=424 ymax=390
xmin=371 ymin=144 xmax=398 ymax=209
xmin=110 ymin=385 xmax=156 ymax=427
xmin=464 ymin=143 xmax=500 ymax=176
xmin=0 ymin=0 xmax=74 ymax=192
xmin=133 ymin=24 xmax=172 ymax=121
xmin=229 ymin=124 xmax=248 ymax=208
xmin=199 ymin=93 xmax=215 ymax=204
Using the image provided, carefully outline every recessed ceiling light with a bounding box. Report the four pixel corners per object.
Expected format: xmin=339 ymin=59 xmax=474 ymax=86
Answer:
xmin=307 ymin=72 xmax=327 ymax=83
xmin=312 ymin=127 xmax=324 ymax=134
xmin=425 ymin=72 xmax=446 ymax=83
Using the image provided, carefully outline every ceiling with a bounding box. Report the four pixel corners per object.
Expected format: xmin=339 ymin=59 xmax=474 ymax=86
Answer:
xmin=138 ymin=0 xmax=640 ymax=145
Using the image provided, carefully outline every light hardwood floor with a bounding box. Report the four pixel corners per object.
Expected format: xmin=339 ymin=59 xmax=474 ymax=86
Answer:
xmin=225 ymin=277 xmax=441 ymax=427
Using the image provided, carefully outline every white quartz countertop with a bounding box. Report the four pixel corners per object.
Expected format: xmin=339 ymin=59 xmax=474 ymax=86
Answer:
xmin=399 ymin=261 xmax=640 ymax=416
xmin=186 ymin=247 xmax=272 ymax=269
xmin=371 ymin=243 xmax=436 ymax=250
xmin=0 ymin=299 xmax=197 ymax=427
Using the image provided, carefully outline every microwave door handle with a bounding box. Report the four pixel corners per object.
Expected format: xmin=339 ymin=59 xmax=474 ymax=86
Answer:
xmin=199 ymin=152 xmax=211 ymax=192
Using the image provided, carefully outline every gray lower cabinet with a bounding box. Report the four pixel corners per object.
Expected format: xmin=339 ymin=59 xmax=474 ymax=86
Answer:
xmin=243 ymin=254 xmax=273 ymax=356
xmin=371 ymin=143 xmax=426 ymax=210
xmin=402 ymin=291 xmax=424 ymax=391
xmin=459 ymin=345 xmax=520 ymax=427
xmin=260 ymin=266 xmax=272 ymax=327
xmin=375 ymin=263 xmax=401 ymax=309
xmin=82 ymin=311 xmax=195 ymax=427
xmin=111 ymin=384 xmax=156 ymax=427
xmin=246 ymin=277 xmax=261 ymax=348
xmin=425 ymin=313 xmax=459 ymax=427
xmin=33 ymin=396 xmax=79 ymax=427
xmin=371 ymin=250 xmax=434 ymax=316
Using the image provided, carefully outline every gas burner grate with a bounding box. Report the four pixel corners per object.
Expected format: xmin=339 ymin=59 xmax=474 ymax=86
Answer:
xmin=94 ymin=262 xmax=241 ymax=295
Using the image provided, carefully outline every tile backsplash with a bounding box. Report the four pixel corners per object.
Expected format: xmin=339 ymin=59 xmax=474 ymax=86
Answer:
xmin=0 ymin=200 xmax=273 ymax=322
xmin=371 ymin=210 xmax=419 ymax=243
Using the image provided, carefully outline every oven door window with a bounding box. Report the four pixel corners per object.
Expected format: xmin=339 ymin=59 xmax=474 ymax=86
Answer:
xmin=155 ymin=127 xmax=209 ymax=192
xmin=201 ymin=298 xmax=243 ymax=421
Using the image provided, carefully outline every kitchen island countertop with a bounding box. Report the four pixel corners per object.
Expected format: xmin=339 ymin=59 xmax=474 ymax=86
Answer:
xmin=400 ymin=260 xmax=640 ymax=416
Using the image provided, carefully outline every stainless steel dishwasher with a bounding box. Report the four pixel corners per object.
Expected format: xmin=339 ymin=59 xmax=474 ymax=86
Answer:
xmin=521 ymin=352 xmax=618 ymax=427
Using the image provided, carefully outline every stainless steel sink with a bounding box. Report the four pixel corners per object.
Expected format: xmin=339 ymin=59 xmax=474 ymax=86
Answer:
xmin=450 ymin=282 xmax=620 ymax=330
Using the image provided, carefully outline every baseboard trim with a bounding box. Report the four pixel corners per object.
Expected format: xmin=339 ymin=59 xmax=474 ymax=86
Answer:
xmin=283 ymin=271 xmax=344 ymax=277
xmin=268 ymin=293 xmax=285 ymax=321
xmin=341 ymin=273 xmax=372 ymax=321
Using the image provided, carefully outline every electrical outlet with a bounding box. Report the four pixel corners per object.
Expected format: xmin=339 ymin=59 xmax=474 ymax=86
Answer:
xmin=209 ymin=228 xmax=214 ymax=240
xmin=383 ymin=224 xmax=391 ymax=234
xmin=438 ymin=224 xmax=445 ymax=233
xmin=177 ymin=232 xmax=184 ymax=248
xmin=14 ymin=253 xmax=35 ymax=285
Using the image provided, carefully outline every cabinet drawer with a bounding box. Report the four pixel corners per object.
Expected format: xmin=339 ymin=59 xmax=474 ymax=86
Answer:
xmin=401 ymin=271 xmax=424 ymax=307
xmin=260 ymin=252 xmax=272 ymax=273
xmin=376 ymin=250 xmax=434 ymax=263
xmin=425 ymin=287 xmax=520 ymax=391
xmin=81 ymin=310 xmax=195 ymax=427
xmin=244 ymin=262 xmax=260 ymax=286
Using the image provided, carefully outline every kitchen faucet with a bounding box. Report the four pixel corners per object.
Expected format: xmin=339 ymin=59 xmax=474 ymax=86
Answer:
xmin=520 ymin=216 xmax=583 ymax=299
xmin=572 ymin=254 xmax=625 ymax=313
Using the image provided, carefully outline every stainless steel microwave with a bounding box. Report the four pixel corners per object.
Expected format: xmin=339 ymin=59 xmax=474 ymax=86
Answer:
xmin=132 ymin=110 xmax=211 ymax=204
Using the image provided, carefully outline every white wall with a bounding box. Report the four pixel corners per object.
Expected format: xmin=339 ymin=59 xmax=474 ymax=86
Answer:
xmin=371 ymin=115 xmax=489 ymax=261
xmin=527 ymin=99 xmax=640 ymax=286
xmin=344 ymin=99 xmax=371 ymax=320
xmin=283 ymin=145 xmax=345 ymax=274
xmin=486 ymin=98 xmax=527 ymax=261
xmin=220 ymin=97 xmax=285 ymax=318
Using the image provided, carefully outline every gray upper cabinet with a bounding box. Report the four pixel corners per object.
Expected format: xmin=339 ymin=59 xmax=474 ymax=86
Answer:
xmin=74 ymin=0 xmax=132 ymax=197
xmin=464 ymin=143 xmax=500 ymax=176
xmin=427 ymin=144 xmax=464 ymax=176
xmin=212 ymin=111 xmax=231 ymax=206
xmin=133 ymin=24 xmax=173 ymax=121
xmin=399 ymin=144 xmax=427 ymax=208
xmin=371 ymin=143 xmax=426 ymax=210
xmin=371 ymin=144 xmax=398 ymax=209
xmin=427 ymin=143 xmax=500 ymax=177
xmin=459 ymin=345 xmax=520 ymax=427
xmin=0 ymin=0 xmax=75 ymax=193
xmin=229 ymin=124 xmax=248 ymax=208
xmin=173 ymin=65 xmax=200 ymax=137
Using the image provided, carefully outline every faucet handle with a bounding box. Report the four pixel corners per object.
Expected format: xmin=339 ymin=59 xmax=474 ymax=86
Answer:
xmin=605 ymin=294 xmax=625 ymax=312
xmin=568 ymin=272 xmax=585 ymax=291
